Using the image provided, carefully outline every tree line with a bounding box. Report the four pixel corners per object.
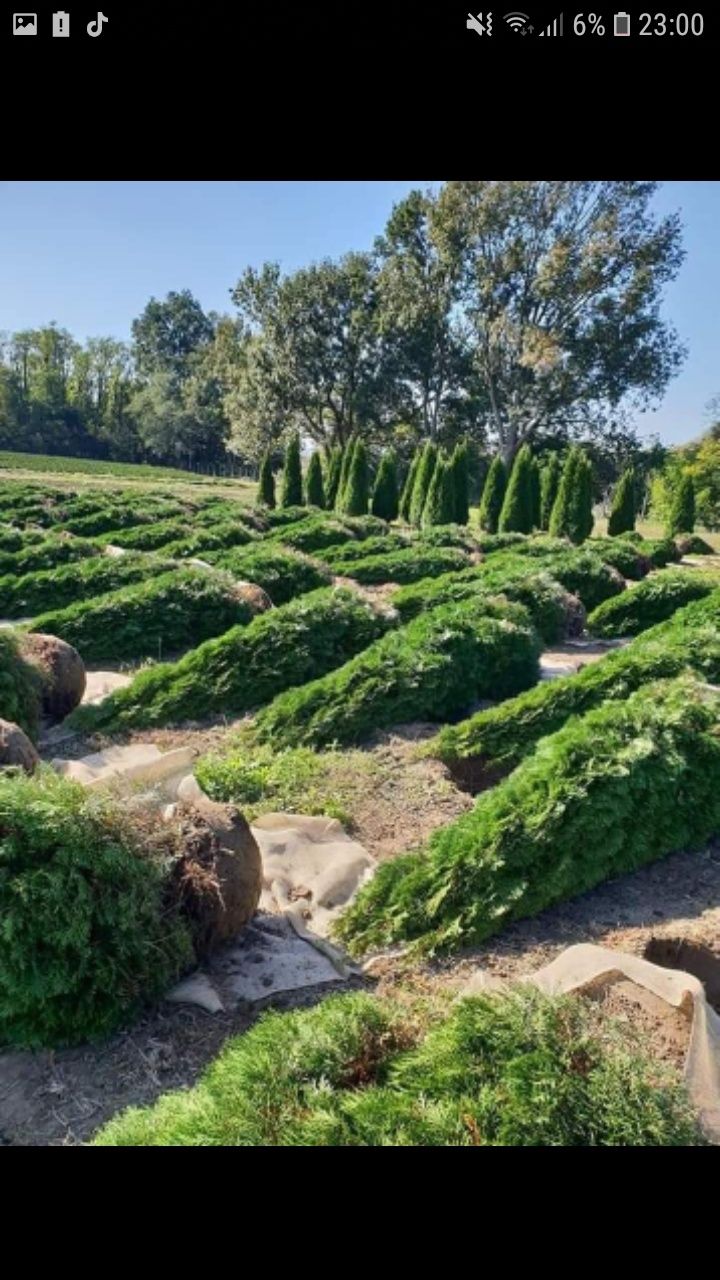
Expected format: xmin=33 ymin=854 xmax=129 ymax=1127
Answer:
xmin=0 ymin=181 xmax=685 ymax=477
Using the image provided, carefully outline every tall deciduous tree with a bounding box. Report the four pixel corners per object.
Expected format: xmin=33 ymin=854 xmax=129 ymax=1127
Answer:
xmin=434 ymin=181 xmax=685 ymax=462
xmin=132 ymin=290 xmax=214 ymax=377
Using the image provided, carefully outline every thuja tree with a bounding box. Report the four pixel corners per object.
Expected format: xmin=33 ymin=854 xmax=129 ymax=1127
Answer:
xmin=305 ymin=452 xmax=326 ymax=508
xmin=258 ymin=451 xmax=276 ymax=508
xmin=550 ymin=447 xmax=594 ymax=544
xmin=451 ymin=439 xmax=470 ymax=525
xmin=478 ymin=456 xmax=506 ymax=533
xmin=281 ymin=433 xmax=303 ymax=508
xmin=341 ymin=438 xmax=370 ymax=516
xmin=607 ymin=466 xmax=636 ymax=536
xmin=540 ymin=454 xmax=561 ymax=530
xmin=371 ymin=450 xmax=400 ymax=520
xmin=325 ymin=446 xmax=343 ymax=509
xmin=399 ymin=449 xmax=421 ymax=522
xmin=422 ymin=456 xmax=456 ymax=527
xmin=409 ymin=442 xmax=438 ymax=526
xmin=667 ymin=472 xmax=696 ymax=536
xmin=498 ymin=445 xmax=534 ymax=534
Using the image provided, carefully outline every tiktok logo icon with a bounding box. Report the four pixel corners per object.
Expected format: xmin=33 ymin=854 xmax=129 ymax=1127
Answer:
xmin=87 ymin=11 xmax=108 ymax=36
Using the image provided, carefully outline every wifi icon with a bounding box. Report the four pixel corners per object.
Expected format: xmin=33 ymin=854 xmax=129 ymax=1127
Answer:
xmin=504 ymin=11 xmax=531 ymax=30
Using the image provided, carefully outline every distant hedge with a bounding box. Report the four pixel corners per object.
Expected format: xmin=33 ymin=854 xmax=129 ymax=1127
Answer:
xmin=70 ymin=587 xmax=389 ymax=732
xmin=338 ymin=678 xmax=720 ymax=957
xmin=255 ymin=596 xmax=540 ymax=751
xmin=0 ymin=535 xmax=101 ymax=578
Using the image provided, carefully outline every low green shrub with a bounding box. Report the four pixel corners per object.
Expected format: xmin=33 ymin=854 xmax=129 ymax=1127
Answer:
xmin=502 ymin=535 xmax=572 ymax=558
xmin=586 ymin=538 xmax=649 ymax=580
xmin=255 ymin=596 xmax=540 ymax=750
xmin=587 ymin=569 xmax=720 ymax=638
xmin=392 ymin=564 xmax=582 ymax=644
xmin=319 ymin=533 xmax=410 ymax=566
xmin=70 ymin=587 xmax=389 ymax=732
xmin=149 ymin=523 xmax=258 ymax=560
xmin=0 ymin=526 xmax=44 ymax=553
xmin=0 ymin=535 xmax=101 ymax=578
xmin=260 ymin=504 xmax=318 ymax=528
xmin=0 ymin=770 xmax=192 ymax=1048
xmin=95 ymin=517 xmax=192 ymax=550
xmin=0 ymin=552 xmax=176 ymax=618
xmin=639 ymin=538 xmax=681 ymax=568
xmin=267 ymin=515 xmax=360 ymax=554
xmin=92 ymin=986 xmax=701 ymax=1147
xmin=473 ymin=532 xmax=527 ymax=555
xmin=325 ymin=546 xmax=468 ymax=585
xmin=538 ymin=549 xmax=625 ymax=612
xmin=339 ymin=678 xmax=720 ymax=957
xmin=58 ymin=500 xmax=181 ymax=537
xmin=432 ymin=590 xmax=720 ymax=781
xmin=211 ymin=545 xmax=331 ymax=605
xmin=675 ymin=534 xmax=717 ymax=556
xmin=415 ymin=525 xmax=482 ymax=552
xmin=30 ymin=568 xmax=262 ymax=664
xmin=0 ymin=629 xmax=43 ymax=737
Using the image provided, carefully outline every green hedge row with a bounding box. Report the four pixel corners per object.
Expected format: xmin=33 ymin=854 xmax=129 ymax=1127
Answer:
xmin=587 ymin=569 xmax=720 ymax=638
xmin=585 ymin=538 xmax=650 ymax=580
xmin=211 ymin=544 xmax=331 ymax=604
xmin=318 ymin=533 xmax=411 ymax=566
xmin=0 ymin=535 xmax=101 ymax=578
xmin=0 ymin=526 xmax=45 ymax=553
xmin=338 ymin=678 xmax=720 ymax=956
xmin=325 ymin=545 xmax=469 ymax=585
xmin=70 ymin=587 xmax=389 ymax=732
xmin=0 ymin=552 xmax=176 ymax=618
xmin=30 ymin=567 xmax=264 ymax=665
xmin=432 ymin=590 xmax=720 ymax=783
xmin=92 ymin=986 xmax=700 ymax=1147
xmin=267 ymin=513 xmax=391 ymax=553
xmin=255 ymin=596 xmax=540 ymax=751
xmin=392 ymin=564 xmax=582 ymax=644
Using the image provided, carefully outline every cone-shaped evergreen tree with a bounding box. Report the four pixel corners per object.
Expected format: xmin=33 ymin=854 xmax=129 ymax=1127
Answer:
xmin=607 ymin=466 xmax=636 ymax=536
xmin=336 ymin=436 xmax=356 ymax=511
xmin=258 ymin=450 xmax=276 ymax=509
xmin=325 ymin=446 xmax=343 ymax=510
xmin=422 ymin=455 xmax=456 ymax=527
xmin=305 ymin=451 xmax=325 ymax=508
xmin=409 ymin=442 xmax=438 ymax=526
xmin=529 ymin=456 xmax=542 ymax=530
xmin=549 ymin=446 xmax=594 ymax=544
xmin=540 ymin=454 xmax=561 ymax=530
xmin=341 ymin=438 xmax=370 ymax=516
xmin=399 ymin=449 xmax=421 ymax=522
xmin=667 ymin=471 xmax=696 ymax=536
xmin=370 ymin=450 xmax=399 ymax=520
xmin=280 ymin=433 xmax=303 ymax=508
xmin=478 ymin=456 xmax=506 ymax=533
xmin=450 ymin=439 xmax=470 ymax=525
xmin=498 ymin=445 xmax=534 ymax=533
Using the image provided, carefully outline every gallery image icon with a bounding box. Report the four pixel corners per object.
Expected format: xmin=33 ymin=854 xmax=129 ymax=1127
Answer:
xmin=12 ymin=13 xmax=38 ymax=35
xmin=87 ymin=11 xmax=109 ymax=36
xmin=52 ymin=11 xmax=70 ymax=37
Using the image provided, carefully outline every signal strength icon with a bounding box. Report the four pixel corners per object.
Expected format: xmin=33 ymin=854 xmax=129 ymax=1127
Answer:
xmin=539 ymin=12 xmax=564 ymax=35
xmin=504 ymin=11 xmax=531 ymax=31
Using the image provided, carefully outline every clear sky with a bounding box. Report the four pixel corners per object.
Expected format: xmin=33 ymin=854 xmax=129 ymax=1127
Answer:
xmin=1 ymin=180 xmax=717 ymax=447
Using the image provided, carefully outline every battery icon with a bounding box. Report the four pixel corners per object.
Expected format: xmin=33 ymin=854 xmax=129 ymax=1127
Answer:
xmin=614 ymin=12 xmax=631 ymax=35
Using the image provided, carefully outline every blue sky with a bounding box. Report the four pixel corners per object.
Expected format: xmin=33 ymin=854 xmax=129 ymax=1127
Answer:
xmin=1 ymin=180 xmax=717 ymax=446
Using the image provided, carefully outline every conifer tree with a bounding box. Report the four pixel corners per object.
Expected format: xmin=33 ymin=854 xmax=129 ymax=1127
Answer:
xmin=258 ymin=451 xmax=276 ymax=509
xmin=450 ymin=438 xmax=470 ymax=525
xmin=549 ymin=446 xmax=594 ymax=544
xmin=305 ymin=451 xmax=325 ymax=508
xmin=325 ymin=446 xmax=343 ymax=510
xmin=422 ymin=455 xmax=455 ymax=527
xmin=280 ymin=433 xmax=303 ymax=508
xmin=667 ymin=471 xmax=696 ymax=536
xmin=498 ymin=445 xmax=534 ymax=534
xmin=399 ymin=449 xmax=421 ymax=522
xmin=529 ymin=456 xmax=542 ymax=530
xmin=341 ymin=438 xmax=370 ymax=516
xmin=607 ymin=466 xmax=636 ymax=536
xmin=409 ymin=442 xmax=438 ymax=526
xmin=336 ymin=436 xmax=357 ymax=511
xmin=478 ymin=456 xmax=506 ymax=533
xmin=540 ymin=454 xmax=561 ymax=530
xmin=370 ymin=450 xmax=400 ymax=521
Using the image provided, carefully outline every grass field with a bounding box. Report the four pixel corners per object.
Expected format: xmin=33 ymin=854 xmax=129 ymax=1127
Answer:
xmin=0 ymin=450 xmax=257 ymax=502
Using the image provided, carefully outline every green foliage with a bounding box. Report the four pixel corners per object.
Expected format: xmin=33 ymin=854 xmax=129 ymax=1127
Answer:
xmin=499 ymin=446 xmax=535 ymax=534
xmin=450 ymin=439 xmax=470 ymax=526
xmin=422 ymin=455 xmax=455 ymax=528
xmin=197 ymin=739 xmax=361 ymax=826
xmin=336 ymin=437 xmax=356 ymax=512
xmin=212 ymin=544 xmax=330 ymax=605
xmin=0 ymin=552 xmax=176 ymax=618
xmin=550 ymin=447 xmax=594 ymax=544
xmin=478 ymin=456 xmax=507 ymax=533
xmin=260 ymin=504 xmax=314 ymax=528
xmin=339 ymin=439 xmax=370 ymax=516
xmin=340 ymin=679 xmax=720 ymax=956
xmin=0 ymin=451 xmax=205 ymax=482
xmin=0 ymin=535 xmax=101 ymax=578
xmin=305 ymin=452 xmax=326 ymax=509
xmin=93 ymin=987 xmax=700 ymax=1147
xmin=324 ymin=545 xmax=468 ymax=585
xmin=529 ymin=457 xmax=542 ymax=530
xmin=255 ymin=596 xmax=540 ymax=751
xmin=258 ymin=451 xmax=276 ymax=508
xmin=398 ymin=450 xmax=421 ymax=523
xmin=370 ymin=451 xmax=399 ymax=521
xmin=0 ymin=770 xmax=192 ymax=1048
xmin=30 ymin=568 xmax=262 ymax=664
xmin=280 ymin=433 xmax=304 ymax=508
xmin=675 ymin=534 xmax=716 ymax=556
xmin=95 ymin=517 xmax=192 ymax=551
xmin=586 ymin=537 xmax=648 ymax=579
xmin=154 ymin=521 xmax=257 ymax=560
xmin=540 ymin=454 xmax=561 ymax=530
xmin=667 ymin=471 xmax=696 ymax=536
xmin=409 ymin=442 xmax=437 ymax=527
xmin=432 ymin=590 xmax=720 ymax=779
xmin=540 ymin=549 xmax=624 ymax=611
xmin=607 ymin=467 xmax=636 ymax=536
xmin=325 ymin=446 xmax=344 ymax=510
xmin=267 ymin=515 xmax=360 ymax=554
xmin=70 ymin=588 xmax=389 ymax=732
xmin=0 ymin=630 xmax=42 ymax=737
xmin=319 ymin=533 xmax=410 ymax=566
xmin=587 ymin=569 xmax=720 ymax=638
xmin=391 ymin=563 xmax=582 ymax=644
